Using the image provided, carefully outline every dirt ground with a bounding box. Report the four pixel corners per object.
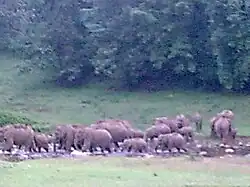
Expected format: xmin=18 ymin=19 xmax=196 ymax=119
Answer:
xmin=0 ymin=134 xmax=250 ymax=162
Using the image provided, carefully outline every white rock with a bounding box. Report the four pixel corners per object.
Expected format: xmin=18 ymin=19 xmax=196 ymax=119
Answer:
xmin=246 ymin=143 xmax=250 ymax=147
xmin=144 ymin=154 xmax=154 ymax=158
xmin=180 ymin=150 xmax=185 ymax=153
xmin=219 ymin=143 xmax=225 ymax=148
xmin=70 ymin=150 xmax=88 ymax=157
xmin=238 ymin=142 xmax=243 ymax=146
xmin=244 ymin=154 xmax=250 ymax=158
xmin=199 ymin=151 xmax=207 ymax=156
xmin=219 ymin=156 xmax=224 ymax=159
xmin=196 ymin=144 xmax=202 ymax=148
xmin=225 ymin=148 xmax=234 ymax=153
xmin=224 ymin=144 xmax=231 ymax=148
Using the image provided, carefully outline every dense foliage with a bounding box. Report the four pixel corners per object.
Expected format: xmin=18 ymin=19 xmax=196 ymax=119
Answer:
xmin=1 ymin=0 xmax=250 ymax=91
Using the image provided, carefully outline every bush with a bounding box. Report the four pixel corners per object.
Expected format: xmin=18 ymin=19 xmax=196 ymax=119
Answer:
xmin=0 ymin=111 xmax=36 ymax=126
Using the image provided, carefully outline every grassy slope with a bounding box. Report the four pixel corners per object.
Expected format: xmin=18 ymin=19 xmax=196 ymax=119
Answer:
xmin=1 ymin=157 xmax=250 ymax=187
xmin=0 ymin=54 xmax=250 ymax=134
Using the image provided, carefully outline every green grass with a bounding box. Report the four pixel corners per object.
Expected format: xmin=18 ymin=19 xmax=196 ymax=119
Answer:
xmin=0 ymin=54 xmax=250 ymax=134
xmin=0 ymin=156 xmax=250 ymax=187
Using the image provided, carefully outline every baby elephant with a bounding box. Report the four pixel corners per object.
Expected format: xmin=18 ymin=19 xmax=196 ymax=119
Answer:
xmin=144 ymin=125 xmax=171 ymax=141
xmin=34 ymin=133 xmax=50 ymax=152
xmin=178 ymin=126 xmax=194 ymax=142
xmin=157 ymin=133 xmax=187 ymax=153
xmin=120 ymin=138 xmax=148 ymax=153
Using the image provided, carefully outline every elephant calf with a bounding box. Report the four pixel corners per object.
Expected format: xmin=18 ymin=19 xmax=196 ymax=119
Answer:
xmin=144 ymin=125 xmax=171 ymax=141
xmin=178 ymin=126 xmax=194 ymax=142
xmin=34 ymin=133 xmax=50 ymax=152
xmin=120 ymin=138 xmax=148 ymax=153
xmin=157 ymin=133 xmax=187 ymax=153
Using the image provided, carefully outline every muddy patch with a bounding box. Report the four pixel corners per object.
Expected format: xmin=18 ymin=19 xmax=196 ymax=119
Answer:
xmin=1 ymin=135 xmax=250 ymax=162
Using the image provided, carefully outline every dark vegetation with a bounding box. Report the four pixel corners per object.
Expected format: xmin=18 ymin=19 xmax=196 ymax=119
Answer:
xmin=1 ymin=0 xmax=250 ymax=91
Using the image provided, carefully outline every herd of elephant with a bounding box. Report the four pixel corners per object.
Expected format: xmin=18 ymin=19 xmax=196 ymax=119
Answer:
xmin=0 ymin=109 xmax=237 ymax=155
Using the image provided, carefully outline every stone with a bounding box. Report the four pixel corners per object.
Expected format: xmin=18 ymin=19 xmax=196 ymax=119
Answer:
xmin=199 ymin=151 xmax=207 ymax=156
xmin=70 ymin=150 xmax=89 ymax=157
xmin=246 ymin=143 xmax=250 ymax=147
xmin=225 ymin=148 xmax=234 ymax=153
xmin=196 ymin=144 xmax=202 ymax=148
xmin=238 ymin=142 xmax=243 ymax=146
xmin=219 ymin=143 xmax=225 ymax=148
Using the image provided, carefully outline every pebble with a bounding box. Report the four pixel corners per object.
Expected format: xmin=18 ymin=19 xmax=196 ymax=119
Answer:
xmin=70 ymin=150 xmax=89 ymax=157
xmin=225 ymin=148 xmax=234 ymax=153
xmin=238 ymin=142 xmax=243 ymax=146
xmin=144 ymin=154 xmax=154 ymax=158
xmin=199 ymin=151 xmax=207 ymax=156
xmin=196 ymin=144 xmax=202 ymax=148
xmin=244 ymin=154 xmax=250 ymax=158
xmin=246 ymin=143 xmax=250 ymax=147
xmin=219 ymin=144 xmax=225 ymax=148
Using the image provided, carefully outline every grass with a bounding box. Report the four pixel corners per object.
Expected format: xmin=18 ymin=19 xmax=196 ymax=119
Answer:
xmin=0 ymin=54 xmax=250 ymax=134
xmin=1 ymin=54 xmax=250 ymax=187
xmin=0 ymin=156 xmax=250 ymax=187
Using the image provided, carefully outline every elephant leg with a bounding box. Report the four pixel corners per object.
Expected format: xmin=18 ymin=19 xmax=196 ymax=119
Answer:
xmin=58 ymin=139 xmax=63 ymax=149
xmin=65 ymin=139 xmax=73 ymax=153
xmin=127 ymin=146 xmax=132 ymax=153
xmin=38 ymin=147 xmax=41 ymax=153
xmin=114 ymin=142 xmax=119 ymax=152
xmin=106 ymin=147 xmax=112 ymax=153
xmin=44 ymin=147 xmax=49 ymax=153
xmin=3 ymin=138 xmax=13 ymax=153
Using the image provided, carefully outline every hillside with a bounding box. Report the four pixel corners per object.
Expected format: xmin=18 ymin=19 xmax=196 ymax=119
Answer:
xmin=0 ymin=55 xmax=250 ymax=134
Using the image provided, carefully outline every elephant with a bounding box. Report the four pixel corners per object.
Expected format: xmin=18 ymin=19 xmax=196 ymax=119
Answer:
xmin=90 ymin=123 xmax=132 ymax=151
xmin=76 ymin=127 xmax=113 ymax=153
xmin=152 ymin=117 xmax=169 ymax=126
xmin=54 ymin=124 xmax=76 ymax=152
xmin=2 ymin=124 xmax=36 ymax=153
xmin=34 ymin=133 xmax=49 ymax=152
xmin=73 ymin=127 xmax=89 ymax=151
xmin=95 ymin=119 xmax=132 ymax=129
xmin=176 ymin=114 xmax=191 ymax=128
xmin=144 ymin=124 xmax=171 ymax=142
xmin=178 ymin=126 xmax=194 ymax=142
xmin=230 ymin=128 xmax=237 ymax=139
xmin=220 ymin=109 xmax=234 ymax=120
xmin=213 ymin=116 xmax=232 ymax=143
xmin=157 ymin=133 xmax=187 ymax=153
xmin=120 ymin=138 xmax=148 ymax=153
xmin=210 ymin=110 xmax=234 ymax=138
xmin=131 ymin=128 xmax=144 ymax=138
xmin=186 ymin=112 xmax=203 ymax=132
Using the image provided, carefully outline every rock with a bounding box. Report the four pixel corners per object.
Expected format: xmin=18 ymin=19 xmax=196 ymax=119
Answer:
xmin=232 ymin=146 xmax=238 ymax=149
xmin=180 ymin=150 xmax=185 ymax=153
xmin=238 ymin=142 xmax=243 ymax=146
xmin=70 ymin=150 xmax=89 ymax=157
xmin=144 ymin=154 xmax=154 ymax=158
xmin=224 ymin=144 xmax=231 ymax=148
xmin=199 ymin=151 xmax=207 ymax=156
xmin=17 ymin=154 xmax=29 ymax=161
xmin=196 ymin=144 xmax=202 ymax=148
xmin=246 ymin=143 xmax=250 ymax=147
xmin=244 ymin=154 xmax=250 ymax=158
xmin=30 ymin=154 xmax=43 ymax=160
xmin=219 ymin=143 xmax=225 ymax=148
xmin=225 ymin=148 xmax=234 ymax=153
